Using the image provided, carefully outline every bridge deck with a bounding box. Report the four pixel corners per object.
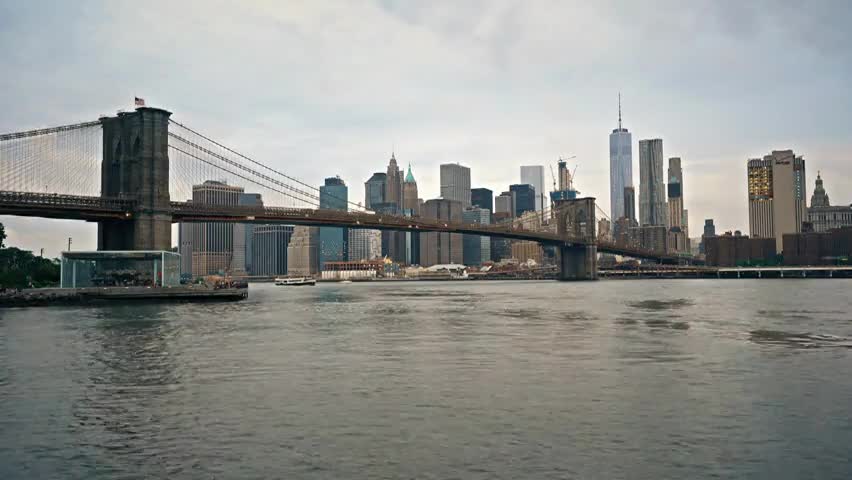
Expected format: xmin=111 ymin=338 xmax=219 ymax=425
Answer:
xmin=0 ymin=191 xmax=693 ymax=263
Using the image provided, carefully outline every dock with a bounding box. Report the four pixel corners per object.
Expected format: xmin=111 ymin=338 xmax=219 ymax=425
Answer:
xmin=0 ymin=285 xmax=248 ymax=307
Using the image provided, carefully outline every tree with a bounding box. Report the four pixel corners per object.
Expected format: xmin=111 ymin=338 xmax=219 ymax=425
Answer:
xmin=0 ymin=222 xmax=60 ymax=288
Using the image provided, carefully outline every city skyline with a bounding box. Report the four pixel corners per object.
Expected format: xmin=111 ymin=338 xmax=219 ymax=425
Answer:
xmin=2 ymin=1 xmax=851 ymax=257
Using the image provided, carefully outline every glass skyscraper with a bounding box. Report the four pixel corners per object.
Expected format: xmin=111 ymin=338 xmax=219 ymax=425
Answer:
xmin=520 ymin=166 xmax=545 ymax=212
xmin=609 ymin=94 xmax=633 ymax=221
xmin=639 ymin=138 xmax=666 ymax=226
xmin=509 ymin=184 xmax=536 ymax=217
xmin=319 ymin=176 xmax=348 ymax=269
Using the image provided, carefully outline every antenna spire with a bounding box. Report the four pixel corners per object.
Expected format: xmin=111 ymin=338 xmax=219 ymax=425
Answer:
xmin=618 ymin=92 xmax=622 ymax=130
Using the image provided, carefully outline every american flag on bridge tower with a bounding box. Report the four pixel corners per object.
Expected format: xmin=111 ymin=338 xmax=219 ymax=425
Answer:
xmin=134 ymin=97 xmax=145 ymax=107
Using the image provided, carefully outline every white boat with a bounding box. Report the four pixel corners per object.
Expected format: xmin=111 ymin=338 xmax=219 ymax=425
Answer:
xmin=274 ymin=276 xmax=316 ymax=286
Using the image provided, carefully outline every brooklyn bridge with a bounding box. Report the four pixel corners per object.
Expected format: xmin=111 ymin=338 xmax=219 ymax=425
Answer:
xmin=0 ymin=106 xmax=697 ymax=280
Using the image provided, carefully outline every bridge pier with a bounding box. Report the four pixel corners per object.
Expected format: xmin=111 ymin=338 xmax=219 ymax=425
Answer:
xmin=98 ymin=107 xmax=173 ymax=251
xmin=559 ymin=244 xmax=597 ymax=281
xmin=554 ymin=197 xmax=598 ymax=281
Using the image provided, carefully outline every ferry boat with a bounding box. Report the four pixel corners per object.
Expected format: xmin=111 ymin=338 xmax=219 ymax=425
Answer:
xmin=274 ymin=276 xmax=316 ymax=286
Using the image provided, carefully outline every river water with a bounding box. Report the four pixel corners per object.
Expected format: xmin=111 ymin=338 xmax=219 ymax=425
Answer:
xmin=1 ymin=280 xmax=851 ymax=479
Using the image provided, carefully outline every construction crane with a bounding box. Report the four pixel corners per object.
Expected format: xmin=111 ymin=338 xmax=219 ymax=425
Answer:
xmin=557 ymin=155 xmax=576 ymax=191
xmin=549 ymin=164 xmax=558 ymax=192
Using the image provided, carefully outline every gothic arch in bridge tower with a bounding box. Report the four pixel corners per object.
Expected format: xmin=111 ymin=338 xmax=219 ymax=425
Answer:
xmin=555 ymin=197 xmax=596 ymax=242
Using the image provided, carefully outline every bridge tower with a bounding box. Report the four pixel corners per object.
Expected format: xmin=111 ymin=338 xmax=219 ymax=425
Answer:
xmin=98 ymin=107 xmax=173 ymax=251
xmin=554 ymin=197 xmax=597 ymax=280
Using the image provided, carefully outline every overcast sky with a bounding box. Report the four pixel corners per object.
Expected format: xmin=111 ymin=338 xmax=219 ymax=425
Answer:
xmin=1 ymin=0 xmax=851 ymax=257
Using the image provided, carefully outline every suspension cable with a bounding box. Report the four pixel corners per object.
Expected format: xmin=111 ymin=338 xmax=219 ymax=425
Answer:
xmin=168 ymin=144 xmax=320 ymax=208
xmin=168 ymin=131 xmax=322 ymax=206
xmin=0 ymin=121 xmax=101 ymax=142
xmin=168 ymin=118 xmax=366 ymax=211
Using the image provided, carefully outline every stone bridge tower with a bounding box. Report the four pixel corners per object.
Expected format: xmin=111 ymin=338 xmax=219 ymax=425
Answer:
xmin=554 ymin=197 xmax=597 ymax=280
xmin=98 ymin=107 xmax=173 ymax=251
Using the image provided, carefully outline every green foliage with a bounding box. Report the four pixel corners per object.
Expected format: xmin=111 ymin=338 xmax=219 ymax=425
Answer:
xmin=0 ymin=223 xmax=60 ymax=288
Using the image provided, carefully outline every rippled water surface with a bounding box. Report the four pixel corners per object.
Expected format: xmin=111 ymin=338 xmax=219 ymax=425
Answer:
xmin=2 ymin=280 xmax=852 ymax=479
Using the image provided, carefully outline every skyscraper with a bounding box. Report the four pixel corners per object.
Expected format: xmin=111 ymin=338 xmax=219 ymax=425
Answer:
xmin=509 ymin=184 xmax=536 ymax=217
xmin=251 ymin=225 xmax=293 ymax=276
xmin=462 ymin=207 xmax=491 ymax=266
xmin=747 ymin=150 xmax=807 ymax=251
xmin=471 ymin=188 xmax=493 ymax=213
xmin=639 ymin=139 xmax=666 ymax=226
xmin=623 ymin=186 xmax=636 ymax=223
xmin=287 ymin=226 xmax=319 ymax=276
xmin=184 ymin=180 xmax=244 ymax=277
xmin=364 ymin=172 xmax=386 ymax=209
xmin=609 ymin=94 xmax=633 ymax=222
xmin=494 ymin=191 xmax=515 ymax=219
xmin=699 ymin=219 xmax=716 ymax=254
xmin=666 ymin=157 xmax=688 ymax=253
xmin=520 ymin=165 xmax=545 ymax=212
xmin=319 ymin=176 xmax=348 ymax=269
xmin=440 ymin=163 xmax=471 ymax=206
xmin=420 ymin=198 xmax=463 ymax=266
xmin=385 ymin=153 xmax=403 ymax=209
xmin=747 ymin=157 xmax=774 ymax=239
xmin=237 ymin=192 xmax=263 ymax=275
xmin=402 ymin=164 xmax=420 ymax=216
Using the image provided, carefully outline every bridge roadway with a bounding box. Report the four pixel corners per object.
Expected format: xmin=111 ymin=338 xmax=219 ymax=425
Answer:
xmin=0 ymin=190 xmax=691 ymax=264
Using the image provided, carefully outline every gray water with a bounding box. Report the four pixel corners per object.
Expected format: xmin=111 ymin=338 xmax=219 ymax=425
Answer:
xmin=1 ymin=280 xmax=851 ymax=479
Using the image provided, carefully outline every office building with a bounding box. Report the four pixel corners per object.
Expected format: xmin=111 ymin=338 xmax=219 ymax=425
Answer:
xmin=699 ymin=219 xmax=716 ymax=254
xmin=404 ymin=208 xmax=421 ymax=265
xmin=520 ymin=165 xmax=546 ymax=212
xmin=806 ymin=172 xmax=852 ymax=233
xmin=373 ymin=202 xmax=407 ymax=263
xmin=386 ymin=153 xmax=404 ymax=208
xmin=462 ymin=207 xmax=491 ymax=266
xmin=287 ymin=226 xmax=319 ymax=276
xmin=364 ymin=172 xmax=387 ymax=209
xmin=747 ymin=150 xmax=807 ymax=252
xmin=319 ymin=176 xmax=348 ymax=269
xmin=609 ymin=93 xmax=633 ymax=221
xmin=629 ymin=224 xmax=667 ymax=253
xmin=234 ymin=193 xmax=264 ymax=275
xmin=509 ymin=184 xmax=536 ymax=217
xmin=491 ymin=238 xmax=512 ymax=262
xmin=440 ymin=163 xmax=471 ymax=206
xmin=495 ymin=191 xmax=515 ymax=218
xmin=178 ymin=223 xmax=193 ymax=276
xmin=184 ymin=180 xmax=244 ymax=277
xmin=402 ymin=164 xmax=420 ymax=216
xmin=251 ymin=225 xmax=293 ymax=276
xmin=348 ymin=229 xmax=382 ymax=261
xmin=511 ymin=241 xmax=544 ymax=264
xmin=639 ymin=139 xmax=666 ymax=226
xmin=471 ymin=187 xmax=493 ymax=214
xmin=420 ymin=198 xmax=463 ymax=266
